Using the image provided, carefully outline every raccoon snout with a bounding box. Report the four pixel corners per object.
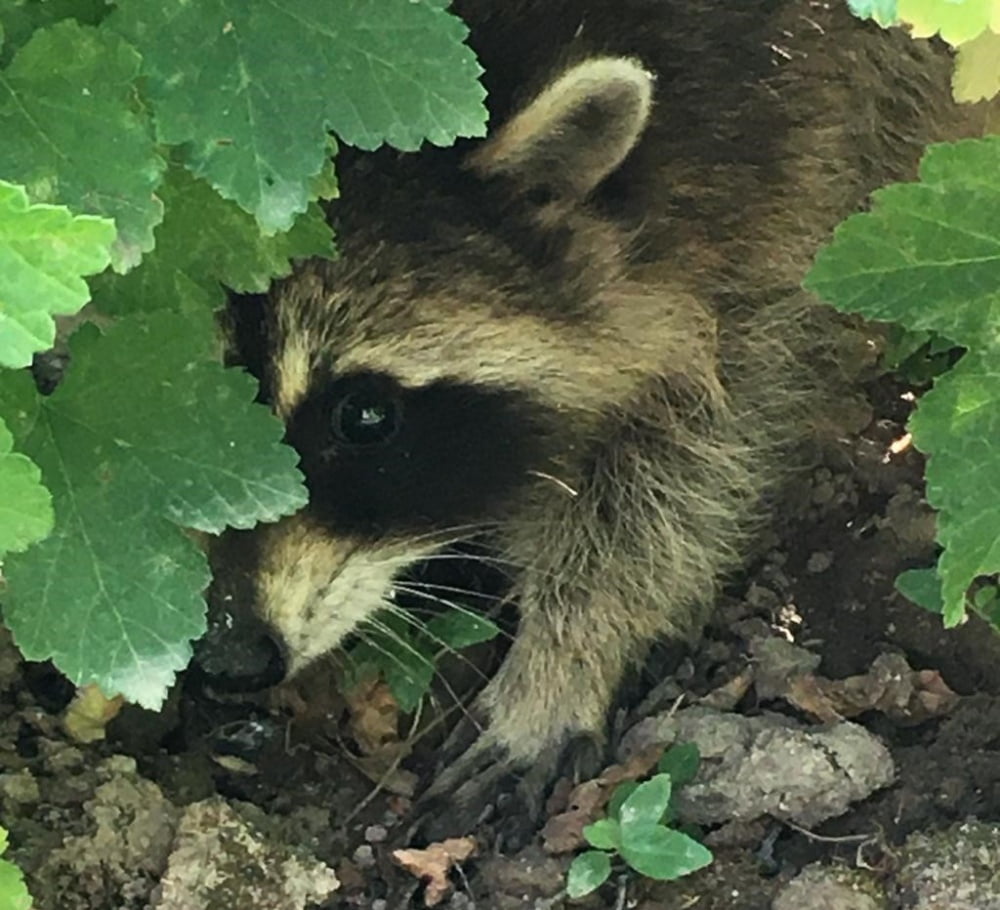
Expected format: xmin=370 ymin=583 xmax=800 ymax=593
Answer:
xmin=192 ymin=603 xmax=288 ymax=693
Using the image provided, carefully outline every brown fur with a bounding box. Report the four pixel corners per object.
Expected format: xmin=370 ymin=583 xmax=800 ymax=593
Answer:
xmin=213 ymin=1 xmax=984 ymax=787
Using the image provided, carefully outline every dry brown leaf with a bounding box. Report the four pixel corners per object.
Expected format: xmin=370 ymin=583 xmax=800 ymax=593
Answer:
xmin=813 ymin=653 xmax=959 ymax=725
xmin=392 ymin=837 xmax=477 ymax=906
xmin=345 ymin=676 xmax=401 ymax=754
xmin=699 ymin=666 xmax=755 ymax=710
xmin=62 ymin=684 xmax=125 ymax=743
xmin=541 ymin=744 xmax=663 ymax=854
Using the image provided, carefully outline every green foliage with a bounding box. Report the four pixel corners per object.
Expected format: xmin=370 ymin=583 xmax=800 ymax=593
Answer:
xmin=848 ymin=0 xmax=899 ymax=26
xmin=0 ymin=417 xmax=51 ymax=555
xmin=90 ymin=165 xmax=335 ymax=316
xmin=0 ymin=826 xmax=31 ymax=910
xmin=0 ymin=21 xmax=164 ymax=272
xmin=896 ymin=0 xmax=996 ymax=45
xmin=346 ymin=608 xmax=499 ymax=712
xmin=805 ymin=137 xmax=1000 ymax=628
xmin=0 ymin=181 xmax=116 ymax=369
xmin=566 ymin=744 xmax=712 ymax=898
xmin=0 ymin=312 xmax=307 ymax=707
xmin=0 ymin=1 xmax=486 ymax=709
xmin=109 ymin=0 xmax=486 ymax=232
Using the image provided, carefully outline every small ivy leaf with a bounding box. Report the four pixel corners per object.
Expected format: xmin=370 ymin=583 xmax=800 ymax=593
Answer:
xmin=658 ymin=742 xmax=701 ymax=787
xmin=583 ymin=819 xmax=621 ymax=851
xmin=608 ymin=781 xmax=639 ymax=821
xmin=350 ymin=614 xmax=436 ymax=712
xmin=424 ymin=610 xmax=500 ymax=649
xmin=0 ymin=417 xmax=53 ymax=556
xmin=0 ymin=180 xmax=115 ymax=368
xmin=619 ymin=825 xmax=713 ymax=881
xmin=566 ymin=851 xmax=612 ymax=899
xmin=895 ymin=567 xmax=945 ymax=614
xmin=619 ymin=773 xmax=672 ymax=831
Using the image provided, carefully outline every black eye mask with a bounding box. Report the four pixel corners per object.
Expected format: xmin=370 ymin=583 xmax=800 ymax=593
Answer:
xmin=283 ymin=371 xmax=559 ymax=537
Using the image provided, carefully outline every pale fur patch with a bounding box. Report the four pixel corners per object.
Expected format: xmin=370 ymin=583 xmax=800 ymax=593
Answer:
xmin=271 ymin=280 xmax=721 ymax=419
xmin=470 ymin=57 xmax=655 ymax=196
xmin=255 ymin=515 xmax=439 ymax=674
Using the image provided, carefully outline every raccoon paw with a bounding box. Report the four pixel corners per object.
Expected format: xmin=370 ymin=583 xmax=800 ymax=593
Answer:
xmin=415 ymin=728 xmax=605 ymax=849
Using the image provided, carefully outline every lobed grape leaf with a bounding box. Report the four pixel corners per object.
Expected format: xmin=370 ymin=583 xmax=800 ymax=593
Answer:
xmin=110 ymin=0 xmax=486 ymax=234
xmin=909 ymin=349 xmax=1000 ymax=625
xmin=90 ymin=166 xmax=335 ymax=317
xmin=897 ymin=0 xmax=999 ymax=45
xmin=805 ymin=136 xmax=1000 ymax=625
xmin=953 ymin=29 xmax=1000 ymax=102
xmin=0 ymin=0 xmax=109 ymax=65
xmin=0 ymin=415 xmax=52 ymax=555
xmin=0 ymin=311 xmax=307 ymax=707
xmin=0 ymin=21 xmax=164 ymax=272
xmin=0 ymin=180 xmax=115 ymax=369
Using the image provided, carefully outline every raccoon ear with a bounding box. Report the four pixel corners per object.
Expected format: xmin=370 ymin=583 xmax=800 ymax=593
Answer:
xmin=469 ymin=57 xmax=654 ymax=199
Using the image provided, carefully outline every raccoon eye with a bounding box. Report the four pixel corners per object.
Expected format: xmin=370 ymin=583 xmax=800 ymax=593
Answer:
xmin=332 ymin=391 xmax=402 ymax=447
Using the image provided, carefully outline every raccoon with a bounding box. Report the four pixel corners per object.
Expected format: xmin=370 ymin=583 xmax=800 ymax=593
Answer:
xmin=205 ymin=0 xmax=982 ymax=833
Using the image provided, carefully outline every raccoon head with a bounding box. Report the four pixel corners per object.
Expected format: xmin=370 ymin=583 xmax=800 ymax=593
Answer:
xmin=203 ymin=57 xmax=712 ymax=685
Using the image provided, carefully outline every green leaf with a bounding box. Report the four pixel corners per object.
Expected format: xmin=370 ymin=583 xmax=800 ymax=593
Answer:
xmin=909 ymin=349 xmax=1000 ymax=625
xmin=848 ymin=0 xmax=899 ymax=26
xmin=0 ymin=311 xmax=307 ymax=707
xmin=658 ymin=742 xmax=701 ymax=787
xmin=424 ymin=609 xmax=500 ymax=649
xmin=350 ymin=614 xmax=436 ymax=712
xmin=805 ymin=137 xmax=1000 ymax=624
xmin=0 ymin=21 xmax=165 ymax=272
xmin=0 ymin=180 xmax=115 ymax=368
xmin=806 ymin=138 xmax=1000 ymax=351
xmin=111 ymin=0 xmax=486 ymax=233
xmin=0 ymin=415 xmax=52 ymax=555
xmin=90 ymin=166 xmax=335 ymax=317
xmin=0 ymin=0 xmax=109 ymax=65
xmin=619 ymin=825 xmax=713 ymax=881
xmin=619 ymin=773 xmax=672 ymax=831
xmin=608 ymin=781 xmax=639 ymax=821
xmin=583 ymin=818 xmax=621 ymax=851
xmin=0 ymin=825 xmax=32 ymax=910
xmin=566 ymin=851 xmax=612 ymax=899
xmin=897 ymin=0 xmax=995 ymax=45
xmin=895 ymin=567 xmax=945 ymax=614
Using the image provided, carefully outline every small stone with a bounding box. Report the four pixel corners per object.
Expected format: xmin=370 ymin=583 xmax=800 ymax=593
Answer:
xmin=352 ymin=844 xmax=376 ymax=868
xmin=371 ymin=901 xmax=387 ymax=910
xmin=0 ymin=770 xmax=40 ymax=804
xmin=364 ymin=824 xmax=388 ymax=843
xmin=807 ymin=551 xmax=834 ymax=574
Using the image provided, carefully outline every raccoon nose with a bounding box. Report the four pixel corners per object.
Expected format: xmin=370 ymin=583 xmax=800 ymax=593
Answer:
xmin=192 ymin=605 xmax=288 ymax=692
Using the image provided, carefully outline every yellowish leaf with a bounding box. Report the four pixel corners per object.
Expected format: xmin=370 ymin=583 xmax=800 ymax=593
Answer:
xmin=953 ymin=30 xmax=1000 ymax=102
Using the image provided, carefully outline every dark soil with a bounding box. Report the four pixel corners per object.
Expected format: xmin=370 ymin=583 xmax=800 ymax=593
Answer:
xmin=4 ymin=371 xmax=1000 ymax=910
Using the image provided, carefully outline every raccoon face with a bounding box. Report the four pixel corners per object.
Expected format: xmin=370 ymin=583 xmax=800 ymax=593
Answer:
xmin=206 ymin=57 xmax=704 ymax=682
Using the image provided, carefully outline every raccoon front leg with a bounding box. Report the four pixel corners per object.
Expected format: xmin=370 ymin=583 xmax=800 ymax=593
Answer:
xmin=421 ymin=410 xmax=757 ymax=840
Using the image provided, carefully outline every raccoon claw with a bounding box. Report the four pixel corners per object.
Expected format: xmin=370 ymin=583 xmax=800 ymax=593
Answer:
xmin=414 ymin=730 xmax=606 ymax=849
